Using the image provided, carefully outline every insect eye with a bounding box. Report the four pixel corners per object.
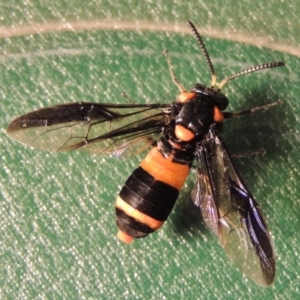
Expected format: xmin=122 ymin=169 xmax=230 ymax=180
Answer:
xmin=214 ymin=93 xmax=229 ymax=110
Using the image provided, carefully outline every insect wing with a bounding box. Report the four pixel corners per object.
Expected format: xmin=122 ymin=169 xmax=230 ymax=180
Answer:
xmin=191 ymin=127 xmax=275 ymax=286
xmin=6 ymin=103 xmax=169 ymax=156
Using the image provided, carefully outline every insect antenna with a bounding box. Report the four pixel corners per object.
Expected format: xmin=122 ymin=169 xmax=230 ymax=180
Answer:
xmin=218 ymin=62 xmax=285 ymax=90
xmin=188 ymin=21 xmax=284 ymax=92
xmin=187 ymin=21 xmax=217 ymax=87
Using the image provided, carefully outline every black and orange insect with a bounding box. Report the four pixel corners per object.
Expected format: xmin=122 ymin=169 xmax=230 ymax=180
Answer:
xmin=6 ymin=21 xmax=284 ymax=286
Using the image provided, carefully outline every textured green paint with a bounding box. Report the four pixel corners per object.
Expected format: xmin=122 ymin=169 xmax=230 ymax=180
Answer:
xmin=1 ymin=1 xmax=299 ymax=299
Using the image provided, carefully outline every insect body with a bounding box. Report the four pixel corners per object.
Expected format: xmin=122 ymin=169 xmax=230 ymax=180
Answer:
xmin=115 ymin=83 xmax=227 ymax=243
xmin=6 ymin=21 xmax=284 ymax=286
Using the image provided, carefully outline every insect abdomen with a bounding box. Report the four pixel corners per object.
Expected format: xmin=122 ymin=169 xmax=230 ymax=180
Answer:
xmin=116 ymin=146 xmax=191 ymax=243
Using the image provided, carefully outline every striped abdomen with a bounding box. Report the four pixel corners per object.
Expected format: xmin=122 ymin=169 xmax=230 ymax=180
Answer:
xmin=116 ymin=141 xmax=193 ymax=243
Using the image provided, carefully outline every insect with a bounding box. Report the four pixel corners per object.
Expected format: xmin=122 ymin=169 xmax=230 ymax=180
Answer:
xmin=6 ymin=21 xmax=284 ymax=286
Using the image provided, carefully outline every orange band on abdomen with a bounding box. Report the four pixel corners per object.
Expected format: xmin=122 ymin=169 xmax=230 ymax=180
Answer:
xmin=139 ymin=147 xmax=190 ymax=190
xmin=116 ymin=196 xmax=164 ymax=230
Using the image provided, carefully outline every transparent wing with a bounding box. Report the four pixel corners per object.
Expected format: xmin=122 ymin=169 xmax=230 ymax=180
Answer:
xmin=191 ymin=126 xmax=275 ymax=286
xmin=6 ymin=102 xmax=170 ymax=156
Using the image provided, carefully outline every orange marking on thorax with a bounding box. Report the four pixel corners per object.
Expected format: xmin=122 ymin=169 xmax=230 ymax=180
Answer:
xmin=213 ymin=106 xmax=224 ymax=122
xmin=175 ymin=125 xmax=195 ymax=141
xmin=177 ymin=92 xmax=197 ymax=103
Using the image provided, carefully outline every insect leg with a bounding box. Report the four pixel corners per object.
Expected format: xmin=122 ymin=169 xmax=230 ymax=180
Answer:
xmin=231 ymin=149 xmax=266 ymax=158
xmin=121 ymin=91 xmax=136 ymax=104
xmin=163 ymin=50 xmax=186 ymax=92
xmin=223 ymin=100 xmax=282 ymax=119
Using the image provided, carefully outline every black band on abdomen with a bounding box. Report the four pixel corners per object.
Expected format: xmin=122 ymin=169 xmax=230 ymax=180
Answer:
xmin=119 ymin=167 xmax=179 ymax=221
xmin=116 ymin=207 xmax=154 ymax=238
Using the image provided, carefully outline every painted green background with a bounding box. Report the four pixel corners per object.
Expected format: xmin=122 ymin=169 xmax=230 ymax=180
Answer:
xmin=1 ymin=1 xmax=299 ymax=299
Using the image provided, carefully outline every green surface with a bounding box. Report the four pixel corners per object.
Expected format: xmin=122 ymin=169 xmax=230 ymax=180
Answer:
xmin=1 ymin=1 xmax=299 ymax=299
